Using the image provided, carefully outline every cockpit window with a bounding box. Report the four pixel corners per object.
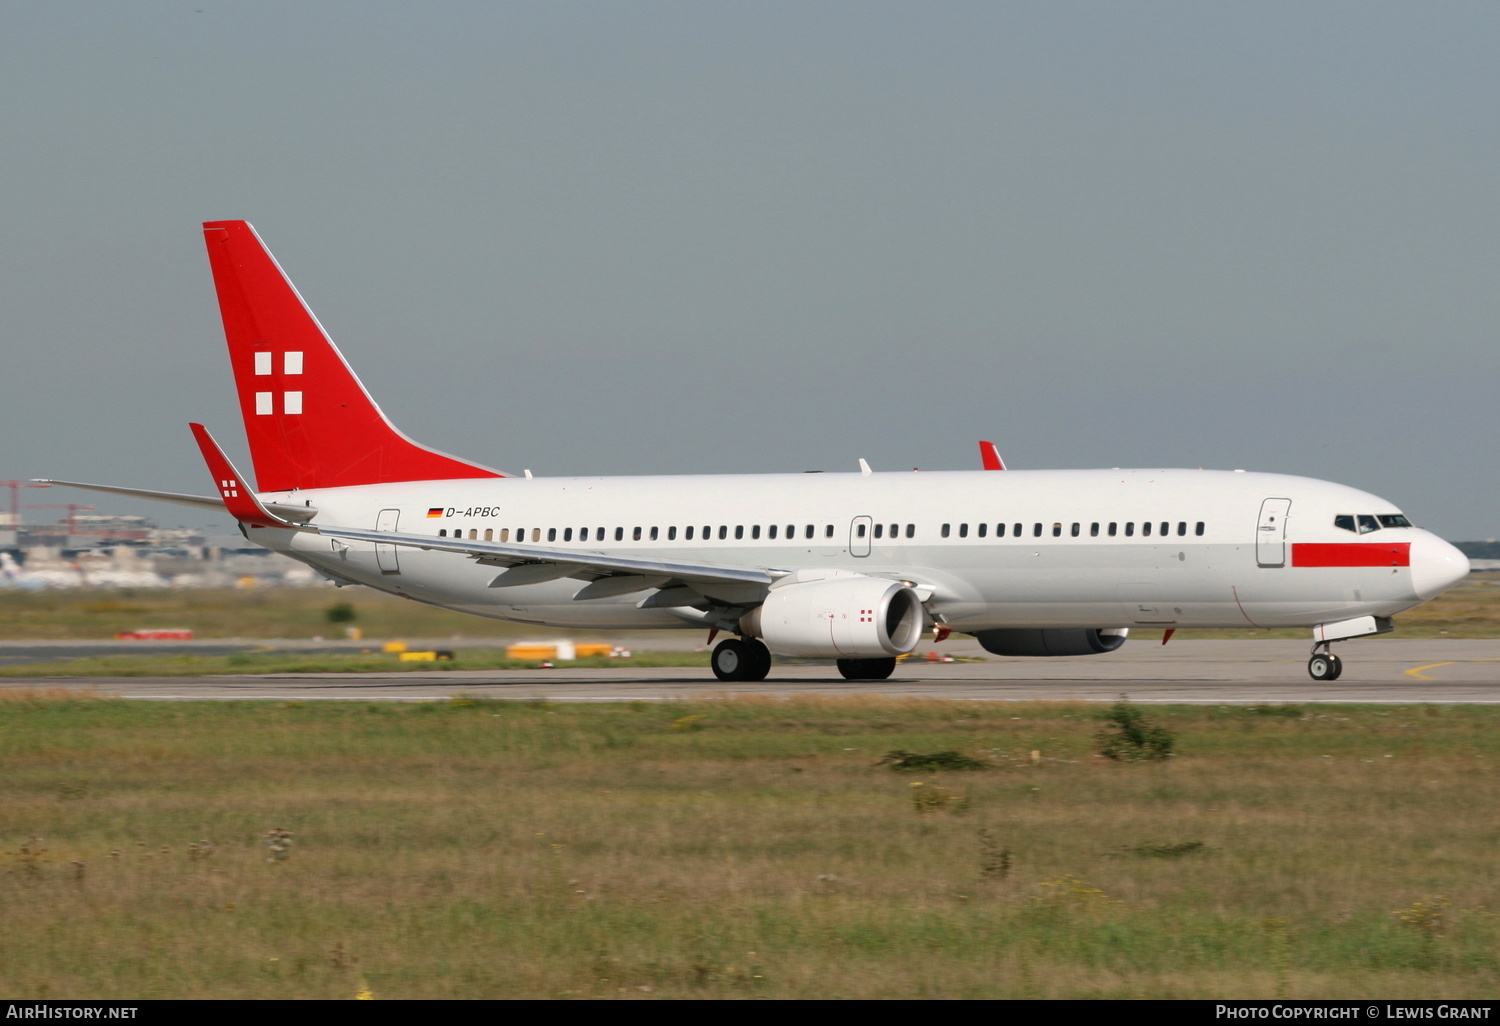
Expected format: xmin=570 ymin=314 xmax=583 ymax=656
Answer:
xmin=1333 ymin=515 xmax=1356 ymax=533
xmin=1357 ymin=515 xmax=1380 ymax=534
xmin=1378 ymin=514 xmax=1412 ymax=528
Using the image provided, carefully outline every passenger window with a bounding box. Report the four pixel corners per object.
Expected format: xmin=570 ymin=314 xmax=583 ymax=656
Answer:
xmin=959 ymin=523 xmax=968 ymax=538
xmin=1014 ymin=524 xmax=1022 ymax=538
xmin=889 ymin=523 xmax=898 ymax=538
xmin=531 ymin=529 xmax=540 ymax=542
xmin=735 ymin=526 xmax=744 ymax=540
xmin=977 ymin=523 xmax=987 ymax=538
xmin=1090 ymin=523 xmax=1099 ymax=537
xmin=1070 ymin=523 xmax=1080 ymax=537
xmin=438 ymin=529 xmax=446 ymax=537
xmin=1052 ymin=523 xmax=1061 ymax=537
xmin=547 ymin=528 xmax=556 ymax=542
xmin=704 ymin=526 xmax=711 ymax=539
xmin=768 ymin=525 xmax=777 ymax=539
xmin=685 ymin=526 xmax=694 ymax=540
xmin=596 ymin=527 xmax=605 ymax=541
xmin=942 ymin=524 xmax=951 ymax=538
xmin=1160 ymin=522 xmax=1168 ymax=536
xmin=825 ymin=525 xmax=834 ymax=538
xmin=1033 ymin=523 xmax=1042 ymax=537
xmin=719 ymin=526 xmax=728 ymax=540
xmin=650 ymin=526 xmax=659 ymax=541
xmin=996 ymin=523 xmax=1005 ymax=538
xmin=1108 ymin=523 xmax=1117 ymax=536
xmin=1143 ymin=522 xmax=1152 ymax=537
xmin=751 ymin=525 xmax=760 ymax=539
xmin=614 ymin=527 xmax=624 ymax=541
xmin=787 ymin=525 xmax=795 ymax=538
xmin=1177 ymin=522 xmax=1186 ymax=536
xmin=1195 ymin=522 xmax=1204 ymax=536
xmin=1125 ymin=522 xmax=1135 ymax=537
xmin=668 ymin=526 xmax=676 ymax=541
xmin=499 ymin=529 xmax=509 ymax=542
xmin=872 ymin=524 xmax=882 ymax=539
xmin=806 ymin=525 xmax=815 ymax=539
xmin=1358 ymin=515 xmax=1380 ymax=534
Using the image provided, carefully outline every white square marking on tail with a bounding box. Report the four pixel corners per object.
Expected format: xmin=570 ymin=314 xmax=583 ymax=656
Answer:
xmin=255 ymin=392 xmax=273 ymax=415
xmin=254 ymin=352 xmax=272 ymax=375
xmin=284 ymin=351 xmax=303 ymax=375
xmin=283 ymin=391 xmax=303 ymax=415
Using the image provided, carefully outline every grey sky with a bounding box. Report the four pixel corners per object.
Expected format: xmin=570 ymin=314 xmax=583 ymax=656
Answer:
xmin=3 ymin=1 xmax=1496 ymax=539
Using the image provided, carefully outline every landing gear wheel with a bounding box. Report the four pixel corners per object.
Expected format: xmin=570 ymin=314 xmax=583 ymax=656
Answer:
xmin=712 ymin=639 xmax=772 ymax=682
xmin=836 ymin=657 xmax=898 ymax=681
xmin=742 ymin=639 xmax=772 ymax=681
xmin=1308 ymin=653 xmax=1343 ymax=681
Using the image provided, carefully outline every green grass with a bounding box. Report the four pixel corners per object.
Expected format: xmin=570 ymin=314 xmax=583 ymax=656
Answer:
xmin=3 ymin=693 xmax=1500 ymax=999
xmin=0 ymin=649 xmax=713 ymax=677
xmin=0 ymin=587 xmax=659 ymax=642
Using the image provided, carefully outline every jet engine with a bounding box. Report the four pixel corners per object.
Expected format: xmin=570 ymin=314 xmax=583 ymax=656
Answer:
xmin=740 ymin=570 xmax=925 ymax=659
xmin=973 ymin=628 xmax=1129 ymax=657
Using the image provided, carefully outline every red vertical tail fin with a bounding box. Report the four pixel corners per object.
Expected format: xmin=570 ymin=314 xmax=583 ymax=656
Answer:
xmin=202 ymin=221 xmax=505 ymax=492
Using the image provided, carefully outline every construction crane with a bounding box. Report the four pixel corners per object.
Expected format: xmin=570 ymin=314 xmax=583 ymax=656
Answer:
xmin=1 ymin=480 xmax=51 ymax=522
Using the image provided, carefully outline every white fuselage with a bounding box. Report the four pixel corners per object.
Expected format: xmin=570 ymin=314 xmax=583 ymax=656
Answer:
xmin=248 ymin=467 xmax=1467 ymax=634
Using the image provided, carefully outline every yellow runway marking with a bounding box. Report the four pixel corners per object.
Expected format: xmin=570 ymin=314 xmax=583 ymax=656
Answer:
xmin=1404 ymin=658 xmax=1500 ymax=681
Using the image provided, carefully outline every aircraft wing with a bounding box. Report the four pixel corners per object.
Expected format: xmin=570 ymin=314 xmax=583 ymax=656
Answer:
xmin=320 ymin=525 xmax=778 ymax=592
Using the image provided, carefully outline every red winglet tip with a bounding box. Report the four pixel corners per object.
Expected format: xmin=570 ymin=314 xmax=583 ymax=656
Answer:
xmin=978 ymin=441 xmax=1006 ymax=471
xmin=189 ymin=423 xmax=294 ymax=529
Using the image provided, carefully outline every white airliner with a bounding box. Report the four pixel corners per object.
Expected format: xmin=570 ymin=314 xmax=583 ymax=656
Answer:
xmin=42 ymin=221 xmax=1470 ymax=682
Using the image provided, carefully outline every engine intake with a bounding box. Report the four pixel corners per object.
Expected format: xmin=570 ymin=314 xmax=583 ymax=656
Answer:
xmin=741 ymin=570 xmax=924 ymax=659
xmin=973 ymin=628 xmax=1129 ymax=657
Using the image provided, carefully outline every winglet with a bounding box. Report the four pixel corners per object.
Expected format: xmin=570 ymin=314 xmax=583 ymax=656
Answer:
xmin=189 ymin=423 xmax=304 ymax=529
xmin=978 ymin=441 xmax=1006 ymax=471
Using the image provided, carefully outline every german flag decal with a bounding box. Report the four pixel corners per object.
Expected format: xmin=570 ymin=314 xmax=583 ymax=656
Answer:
xmin=426 ymin=508 xmax=444 ymax=518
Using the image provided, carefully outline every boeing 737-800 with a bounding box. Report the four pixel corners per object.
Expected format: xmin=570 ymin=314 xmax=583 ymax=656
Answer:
xmin=42 ymin=221 xmax=1471 ymax=682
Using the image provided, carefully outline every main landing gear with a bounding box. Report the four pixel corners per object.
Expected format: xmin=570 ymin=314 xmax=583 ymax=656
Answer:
xmin=836 ymin=657 xmax=898 ymax=681
xmin=1307 ymin=643 xmax=1344 ymax=681
xmin=711 ymin=637 xmax=773 ymax=682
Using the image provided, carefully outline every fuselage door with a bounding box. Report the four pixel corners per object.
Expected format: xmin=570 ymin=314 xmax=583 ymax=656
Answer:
xmin=850 ymin=516 xmax=872 ymax=557
xmin=1255 ymin=498 xmax=1291 ymax=568
xmin=376 ymin=508 xmax=401 ymax=574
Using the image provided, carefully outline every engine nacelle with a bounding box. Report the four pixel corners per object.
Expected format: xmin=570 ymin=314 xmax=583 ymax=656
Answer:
xmin=740 ymin=570 xmax=925 ymax=659
xmin=973 ymin=628 xmax=1129 ymax=657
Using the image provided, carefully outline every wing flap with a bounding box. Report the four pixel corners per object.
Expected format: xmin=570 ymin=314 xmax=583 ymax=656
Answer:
xmin=320 ymin=525 xmax=777 ymax=591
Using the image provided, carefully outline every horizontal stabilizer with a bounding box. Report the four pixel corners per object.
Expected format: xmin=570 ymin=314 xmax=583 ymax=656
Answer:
xmin=36 ymin=478 xmax=317 ymax=523
xmin=33 ymin=479 xmax=228 ymax=514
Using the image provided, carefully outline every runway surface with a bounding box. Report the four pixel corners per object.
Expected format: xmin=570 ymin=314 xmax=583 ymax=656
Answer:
xmin=2 ymin=639 xmax=1497 ymax=703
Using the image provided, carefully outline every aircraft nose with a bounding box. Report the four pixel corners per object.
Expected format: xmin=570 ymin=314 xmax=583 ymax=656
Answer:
xmin=1410 ymin=531 xmax=1470 ymax=601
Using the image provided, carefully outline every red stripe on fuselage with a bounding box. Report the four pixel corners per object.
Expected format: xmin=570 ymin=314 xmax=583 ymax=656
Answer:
xmin=1292 ymin=542 xmax=1410 ymax=568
